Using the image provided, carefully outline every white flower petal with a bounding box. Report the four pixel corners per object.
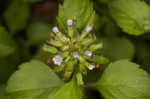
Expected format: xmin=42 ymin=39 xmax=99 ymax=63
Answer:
xmin=86 ymin=26 xmax=92 ymax=32
xmin=52 ymin=55 xmax=63 ymax=66
xmin=52 ymin=26 xmax=59 ymax=33
xmin=67 ymin=19 xmax=73 ymax=26
xmin=85 ymin=50 xmax=92 ymax=57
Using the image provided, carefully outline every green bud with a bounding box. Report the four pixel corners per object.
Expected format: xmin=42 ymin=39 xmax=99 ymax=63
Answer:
xmin=79 ymin=64 xmax=87 ymax=74
xmin=92 ymin=55 xmax=109 ymax=64
xmin=43 ymin=44 xmax=58 ymax=54
xmin=55 ymin=64 xmax=65 ymax=72
xmin=61 ymin=51 xmax=69 ymax=58
xmin=89 ymin=43 xmax=103 ymax=51
xmin=68 ymin=26 xmax=74 ymax=38
xmin=80 ymin=37 xmax=94 ymax=46
xmin=48 ymin=39 xmax=63 ymax=47
xmin=78 ymin=56 xmax=85 ymax=62
xmin=78 ymin=31 xmax=89 ymax=41
xmin=64 ymin=61 xmax=75 ymax=79
xmin=61 ymin=45 xmax=69 ymax=51
xmin=56 ymin=32 xmax=70 ymax=42
xmin=64 ymin=56 xmax=71 ymax=62
xmin=76 ymin=73 xmax=84 ymax=86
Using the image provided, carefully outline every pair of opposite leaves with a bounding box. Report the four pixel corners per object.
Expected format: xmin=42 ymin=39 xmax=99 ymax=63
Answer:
xmin=6 ymin=60 xmax=150 ymax=99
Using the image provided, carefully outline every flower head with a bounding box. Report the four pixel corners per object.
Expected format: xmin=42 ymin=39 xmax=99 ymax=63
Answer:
xmin=43 ymin=19 xmax=106 ymax=80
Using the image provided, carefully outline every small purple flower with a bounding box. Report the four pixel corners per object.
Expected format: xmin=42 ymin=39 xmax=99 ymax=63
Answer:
xmin=52 ymin=55 xmax=63 ymax=66
xmin=73 ymin=51 xmax=78 ymax=58
xmin=67 ymin=19 xmax=73 ymax=26
xmin=88 ymin=65 xmax=95 ymax=70
xmin=86 ymin=26 xmax=92 ymax=32
xmin=52 ymin=26 xmax=59 ymax=33
xmin=85 ymin=50 xmax=92 ymax=57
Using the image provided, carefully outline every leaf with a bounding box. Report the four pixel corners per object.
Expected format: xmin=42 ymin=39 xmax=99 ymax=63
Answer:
xmin=93 ymin=55 xmax=109 ymax=64
xmin=0 ymin=50 xmax=20 ymax=83
xmin=0 ymin=26 xmax=17 ymax=57
xmin=57 ymin=0 xmax=95 ymax=31
xmin=98 ymin=0 xmax=112 ymax=4
xmin=6 ymin=60 xmax=63 ymax=99
xmin=27 ymin=21 xmax=51 ymax=45
xmin=0 ymin=26 xmax=20 ymax=82
xmin=3 ymin=0 xmax=30 ymax=32
xmin=97 ymin=60 xmax=150 ymax=99
xmin=23 ymin=0 xmax=42 ymax=3
xmin=48 ymin=78 xmax=83 ymax=99
xmin=0 ymin=85 xmax=11 ymax=99
xmin=101 ymin=37 xmax=135 ymax=61
xmin=109 ymin=0 xmax=150 ymax=35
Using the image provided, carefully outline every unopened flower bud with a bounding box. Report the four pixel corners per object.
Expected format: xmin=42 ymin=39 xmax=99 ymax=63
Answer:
xmin=51 ymin=69 xmax=56 ymax=72
xmin=96 ymin=64 xmax=100 ymax=68
xmin=47 ymin=58 xmax=51 ymax=64
xmin=52 ymin=26 xmax=59 ymax=33
xmin=50 ymin=32 xmax=55 ymax=37
xmin=93 ymin=34 xmax=96 ymax=40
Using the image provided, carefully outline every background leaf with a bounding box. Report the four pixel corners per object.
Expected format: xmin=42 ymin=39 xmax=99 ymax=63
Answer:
xmin=100 ymin=37 xmax=135 ymax=61
xmin=23 ymin=0 xmax=42 ymax=3
xmin=97 ymin=60 xmax=150 ymax=99
xmin=0 ymin=85 xmax=11 ymax=99
xmin=0 ymin=26 xmax=17 ymax=57
xmin=3 ymin=0 xmax=30 ymax=32
xmin=57 ymin=0 xmax=95 ymax=31
xmin=109 ymin=0 xmax=150 ymax=35
xmin=27 ymin=21 xmax=51 ymax=45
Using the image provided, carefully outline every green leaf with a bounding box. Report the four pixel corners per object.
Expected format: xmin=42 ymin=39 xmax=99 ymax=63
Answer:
xmin=109 ymin=0 xmax=150 ymax=35
xmin=57 ymin=0 xmax=95 ymax=31
xmin=0 ymin=50 xmax=20 ymax=83
xmin=23 ymin=0 xmax=42 ymax=3
xmin=3 ymin=0 xmax=30 ymax=32
xmin=97 ymin=60 xmax=150 ymax=99
xmin=101 ymin=37 xmax=135 ymax=61
xmin=48 ymin=78 xmax=83 ymax=99
xmin=0 ymin=26 xmax=17 ymax=57
xmin=93 ymin=55 xmax=109 ymax=64
xmin=27 ymin=21 xmax=51 ymax=45
xmin=0 ymin=85 xmax=11 ymax=99
xmin=6 ymin=60 xmax=63 ymax=99
xmin=98 ymin=0 xmax=112 ymax=4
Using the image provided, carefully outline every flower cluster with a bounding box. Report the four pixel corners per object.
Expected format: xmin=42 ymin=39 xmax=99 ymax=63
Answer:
xmin=43 ymin=19 xmax=105 ymax=80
